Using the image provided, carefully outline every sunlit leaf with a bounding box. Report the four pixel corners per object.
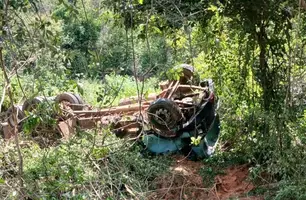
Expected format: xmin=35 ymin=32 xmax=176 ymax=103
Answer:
xmin=207 ymin=5 xmax=218 ymax=12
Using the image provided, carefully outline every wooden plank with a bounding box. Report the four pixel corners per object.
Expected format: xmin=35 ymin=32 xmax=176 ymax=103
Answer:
xmin=167 ymin=80 xmax=180 ymax=98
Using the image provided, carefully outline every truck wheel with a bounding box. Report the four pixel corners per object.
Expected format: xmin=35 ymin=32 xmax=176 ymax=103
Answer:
xmin=22 ymin=96 xmax=45 ymax=112
xmin=55 ymin=92 xmax=84 ymax=110
xmin=147 ymin=98 xmax=182 ymax=137
xmin=174 ymin=64 xmax=194 ymax=83
xmin=73 ymin=93 xmax=85 ymax=104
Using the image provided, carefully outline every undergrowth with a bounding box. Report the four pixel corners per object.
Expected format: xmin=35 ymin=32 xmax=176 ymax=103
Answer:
xmin=0 ymin=130 xmax=172 ymax=199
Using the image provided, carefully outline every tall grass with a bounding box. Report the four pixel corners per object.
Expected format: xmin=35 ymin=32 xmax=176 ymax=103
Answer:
xmin=80 ymin=74 xmax=161 ymax=107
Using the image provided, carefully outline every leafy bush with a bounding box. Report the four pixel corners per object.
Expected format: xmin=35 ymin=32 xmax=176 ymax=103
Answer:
xmin=0 ymin=131 xmax=172 ymax=199
xmin=21 ymin=131 xmax=171 ymax=199
xmin=274 ymin=182 xmax=306 ymax=200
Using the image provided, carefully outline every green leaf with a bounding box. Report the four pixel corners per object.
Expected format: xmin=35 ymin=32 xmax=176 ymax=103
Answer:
xmin=152 ymin=26 xmax=162 ymax=34
xmin=144 ymin=91 xmax=149 ymax=99
xmin=0 ymin=178 xmax=5 ymax=184
xmin=46 ymin=30 xmax=53 ymax=37
xmin=207 ymin=5 xmax=218 ymax=12
xmin=190 ymin=136 xmax=201 ymax=146
xmin=138 ymin=0 xmax=144 ymax=4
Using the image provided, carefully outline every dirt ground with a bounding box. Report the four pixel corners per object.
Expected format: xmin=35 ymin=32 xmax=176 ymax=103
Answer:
xmin=148 ymin=155 xmax=263 ymax=200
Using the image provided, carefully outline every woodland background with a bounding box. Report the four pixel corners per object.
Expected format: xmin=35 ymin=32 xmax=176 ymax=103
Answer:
xmin=0 ymin=0 xmax=306 ymax=199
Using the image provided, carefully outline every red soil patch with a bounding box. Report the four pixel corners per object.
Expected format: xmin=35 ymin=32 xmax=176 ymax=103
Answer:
xmin=213 ymin=164 xmax=262 ymax=200
xmin=148 ymin=156 xmax=262 ymax=200
xmin=147 ymin=155 xmax=209 ymax=200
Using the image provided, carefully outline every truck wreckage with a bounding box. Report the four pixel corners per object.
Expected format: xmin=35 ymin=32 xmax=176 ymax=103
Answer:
xmin=0 ymin=64 xmax=220 ymax=158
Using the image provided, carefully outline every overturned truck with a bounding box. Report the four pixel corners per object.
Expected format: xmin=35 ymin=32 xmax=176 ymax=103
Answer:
xmin=1 ymin=64 xmax=220 ymax=158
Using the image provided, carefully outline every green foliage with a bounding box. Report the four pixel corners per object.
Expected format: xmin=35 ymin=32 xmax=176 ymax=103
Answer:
xmin=190 ymin=136 xmax=201 ymax=146
xmin=95 ymin=74 xmax=160 ymax=106
xmin=24 ymin=143 xmax=90 ymax=198
xmin=0 ymin=130 xmax=171 ymax=199
xmin=22 ymin=102 xmax=58 ymax=135
xmin=274 ymin=182 xmax=306 ymax=200
xmin=166 ymin=66 xmax=183 ymax=81
xmin=52 ymin=3 xmax=101 ymax=78
xmin=20 ymin=132 xmax=171 ymax=199
xmin=137 ymin=37 xmax=171 ymax=75
xmin=61 ymin=17 xmax=100 ymax=52
xmin=1 ymin=0 xmax=306 ymax=199
xmin=91 ymin=25 xmax=132 ymax=77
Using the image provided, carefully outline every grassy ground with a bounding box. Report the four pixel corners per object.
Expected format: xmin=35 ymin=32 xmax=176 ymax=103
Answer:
xmin=0 ymin=130 xmax=173 ymax=199
xmin=79 ymin=75 xmax=161 ymax=107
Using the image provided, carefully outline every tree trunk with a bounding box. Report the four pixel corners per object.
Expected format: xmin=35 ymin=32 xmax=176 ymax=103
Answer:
xmin=258 ymin=24 xmax=271 ymax=111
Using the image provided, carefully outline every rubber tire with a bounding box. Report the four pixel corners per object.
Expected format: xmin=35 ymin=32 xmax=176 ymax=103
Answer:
xmin=174 ymin=64 xmax=194 ymax=83
xmin=22 ymin=96 xmax=45 ymax=112
xmin=147 ymin=98 xmax=182 ymax=135
xmin=73 ymin=93 xmax=85 ymax=104
xmin=55 ymin=92 xmax=83 ymax=110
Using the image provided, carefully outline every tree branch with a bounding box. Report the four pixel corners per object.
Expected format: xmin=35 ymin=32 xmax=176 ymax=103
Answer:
xmin=0 ymin=0 xmax=24 ymax=198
